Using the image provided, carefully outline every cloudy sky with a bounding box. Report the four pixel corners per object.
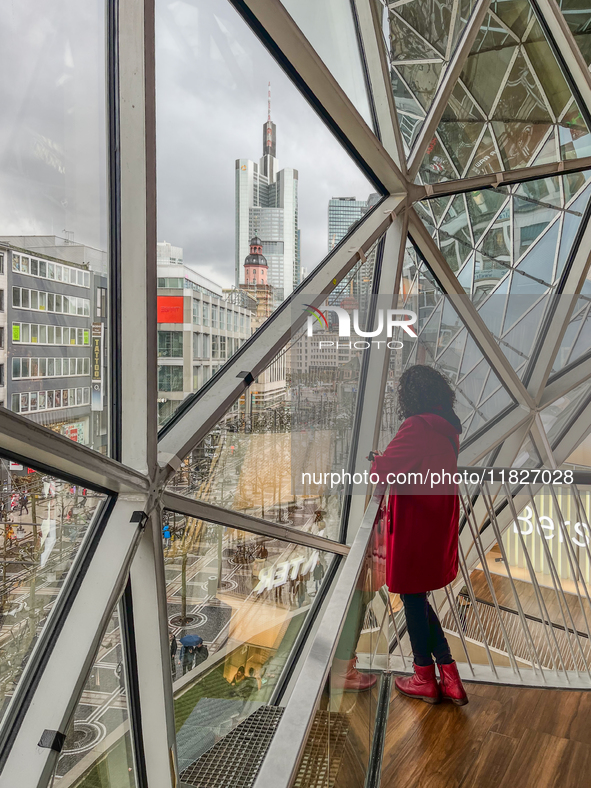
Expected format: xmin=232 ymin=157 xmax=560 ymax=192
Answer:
xmin=1 ymin=0 xmax=374 ymax=291
xmin=155 ymin=0 xmax=374 ymax=288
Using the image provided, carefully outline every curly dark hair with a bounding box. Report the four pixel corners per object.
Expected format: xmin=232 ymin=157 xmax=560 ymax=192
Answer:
xmin=397 ymin=365 xmax=455 ymax=421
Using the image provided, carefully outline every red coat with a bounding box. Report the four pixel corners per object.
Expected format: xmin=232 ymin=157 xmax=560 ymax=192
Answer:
xmin=371 ymin=414 xmax=460 ymax=594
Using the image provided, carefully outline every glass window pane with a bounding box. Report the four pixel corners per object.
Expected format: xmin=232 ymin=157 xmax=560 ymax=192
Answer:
xmin=49 ymin=606 xmax=137 ymax=787
xmin=162 ymin=510 xmax=335 ymax=776
xmin=156 ymin=0 xmax=374 ymax=423
xmin=0 ymin=470 xmax=107 ymax=727
xmin=165 ymin=248 xmax=381 ymax=536
xmin=1 ymin=0 xmax=110 ymax=453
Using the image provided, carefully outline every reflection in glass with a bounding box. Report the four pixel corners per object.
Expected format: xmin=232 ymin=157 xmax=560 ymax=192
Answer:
xmin=162 ymin=512 xmax=334 ymax=776
xmin=0 ymin=468 xmax=105 ymax=726
xmin=165 ymin=250 xmax=380 ymax=539
xmin=49 ymin=607 xmax=137 ymax=788
xmin=0 ymin=0 xmax=110 ymax=453
xmin=380 ymin=0 xmax=477 ymax=150
xmin=419 ymin=0 xmax=591 ymax=182
xmin=294 ymin=498 xmax=391 ymax=787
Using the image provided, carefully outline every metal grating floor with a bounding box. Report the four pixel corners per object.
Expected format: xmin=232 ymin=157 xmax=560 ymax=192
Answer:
xmin=180 ymin=706 xmax=284 ymax=788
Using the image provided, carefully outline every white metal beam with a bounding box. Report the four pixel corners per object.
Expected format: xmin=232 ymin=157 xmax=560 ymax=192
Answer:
xmin=539 ymin=355 xmax=591 ymax=408
xmin=162 ymin=492 xmax=350 ymax=555
xmin=157 ymin=195 xmax=406 ymax=476
xmin=346 ymin=215 xmax=408 ymax=541
xmin=352 ymin=0 xmax=407 ymax=168
xmin=228 ymin=0 xmax=407 ymax=194
xmin=119 ymin=0 xmax=158 ymax=476
xmin=458 ymin=408 xmax=533 ymax=466
xmin=128 ymin=510 xmax=179 ymax=787
xmin=407 ymin=0 xmax=492 ymax=180
xmin=0 ymin=408 xmax=149 ymax=494
xmin=408 ymin=155 xmax=591 ymax=203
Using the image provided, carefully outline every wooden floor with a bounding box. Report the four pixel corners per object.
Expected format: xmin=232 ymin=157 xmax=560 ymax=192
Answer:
xmin=381 ymin=681 xmax=591 ymax=788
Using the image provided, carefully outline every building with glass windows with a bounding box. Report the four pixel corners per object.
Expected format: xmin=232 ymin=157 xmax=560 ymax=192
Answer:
xmin=6 ymin=1 xmax=591 ymax=788
xmin=157 ymin=261 xmax=252 ymax=425
xmin=328 ymin=196 xmax=369 ymax=251
xmin=236 ymin=115 xmax=299 ymax=303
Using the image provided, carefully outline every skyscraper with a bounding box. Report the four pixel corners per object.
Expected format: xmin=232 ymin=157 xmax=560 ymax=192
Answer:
xmin=327 ymin=194 xmax=380 ymax=318
xmin=327 ymin=197 xmax=368 ymax=252
xmin=235 ymin=85 xmax=299 ymax=304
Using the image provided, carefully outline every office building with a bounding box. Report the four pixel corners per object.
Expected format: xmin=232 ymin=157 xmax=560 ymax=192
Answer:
xmin=157 ymin=254 xmax=252 ymax=425
xmin=235 ymin=96 xmax=299 ymax=304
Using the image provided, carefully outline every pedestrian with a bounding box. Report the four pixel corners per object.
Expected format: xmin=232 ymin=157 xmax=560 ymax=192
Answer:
xmin=192 ymin=636 xmax=209 ymax=669
xmin=20 ymin=492 xmax=29 ymax=515
xmin=370 ymin=365 xmax=468 ymax=706
xmin=170 ymin=633 xmax=178 ymax=679
xmin=231 ymin=665 xmax=246 ymax=686
xmin=182 ymin=646 xmax=194 ymax=675
xmin=313 ymin=561 xmax=325 ymax=594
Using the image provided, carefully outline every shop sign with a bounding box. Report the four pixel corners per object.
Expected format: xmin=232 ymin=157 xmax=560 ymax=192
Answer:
xmin=157 ymin=296 xmax=184 ymax=323
xmin=62 ymin=421 xmax=86 ymax=444
xmin=513 ymin=506 xmax=590 ymax=547
xmin=254 ymin=551 xmax=319 ymax=594
xmin=91 ymin=322 xmax=103 ymax=412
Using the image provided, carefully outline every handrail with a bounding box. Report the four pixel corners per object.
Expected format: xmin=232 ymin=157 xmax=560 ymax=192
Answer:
xmin=461 ymin=593 xmax=591 ymax=640
xmin=252 ymin=484 xmax=386 ymax=788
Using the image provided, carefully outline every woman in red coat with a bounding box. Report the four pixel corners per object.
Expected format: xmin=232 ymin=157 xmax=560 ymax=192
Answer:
xmin=371 ymin=365 xmax=468 ymax=706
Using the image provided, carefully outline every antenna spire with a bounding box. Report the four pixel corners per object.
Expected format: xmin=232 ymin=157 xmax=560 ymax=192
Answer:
xmin=268 ymin=81 xmax=271 ymax=122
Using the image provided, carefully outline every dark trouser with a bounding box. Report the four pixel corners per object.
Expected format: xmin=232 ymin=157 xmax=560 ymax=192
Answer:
xmin=401 ymin=593 xmax=453 ymax=667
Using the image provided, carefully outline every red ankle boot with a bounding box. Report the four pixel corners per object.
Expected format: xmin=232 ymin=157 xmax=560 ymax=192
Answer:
xmin=332 ymin=658 xmax=378 ymax=692
xmin=438 ymin=661 xmax=468 ymax=705
xmin=395 ymin=663 xmax=440 ymax=704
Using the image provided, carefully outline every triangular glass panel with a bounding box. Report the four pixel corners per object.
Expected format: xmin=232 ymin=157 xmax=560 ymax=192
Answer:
xmin=457 ymin=358 xmax=489 ymax=406
xmin=479 ymin=368 xmax=503 ymax=405
xmin=503 ymin=292 xmax=547 ymax=334
xmin=513 ymin=221 xmax=560 ymax=289
xmin=567 ymin=308 xmax=591 ymax=368
xmin=418 ymin=1 xmax=591 ymax=182
xmin=466 ymin=188 xmax=509 ymax=246
xmin=466 ymin=127 xmax=504 ymax=178
xmin=280 ymin=0 xmax=374 ymax=127
xmin=436 ymin=330 xmax=468 ymax=382
xmin=513 ymin=177 xmax=562 ymax=261
xmin=459 ymin=333 xmax=482 ymax=377
xmin=382 ymin=0 xmax=479 ymax=149
xmin=165 ymin=244 xmax=382 ymax=536
xmin=439 ymin=297 xmax=465 ymax=349
xmin=556 ymin=182 xmax=591 ymax=280
xmin=514 ymin=432 xmax=543 ymax=469
xmin=457 ymin=253 xmax=475 ymax=293
xmin=500 ymin=305 xmax=545 ymax=374
xmin=156 ymin=0 xmax=376 ymax=423
xmin=437 ymin=84 xmax=486 ymax=174
xmin=478 ymin=387 xmax=514 ymax=421
xmin=541 ymin=379 xmax=591 ymax=447
xmin=551 ymin=298 xmax=590 ymax=373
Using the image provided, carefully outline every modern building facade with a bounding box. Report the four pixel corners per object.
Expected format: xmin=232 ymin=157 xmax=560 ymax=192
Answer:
xmin=328 ymin=197 xmax=368 ymax=251
xmin=0 ymin=240 xmax=109 ymax=452
xmin=235 ymin=111 xmax=299 ymax=304
xmin=157 ymin=257 xmax=252 ymax=425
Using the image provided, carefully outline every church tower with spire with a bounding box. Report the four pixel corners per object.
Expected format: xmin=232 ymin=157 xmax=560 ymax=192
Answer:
xmin=235 ymin=82 xmax=299 ymax=306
